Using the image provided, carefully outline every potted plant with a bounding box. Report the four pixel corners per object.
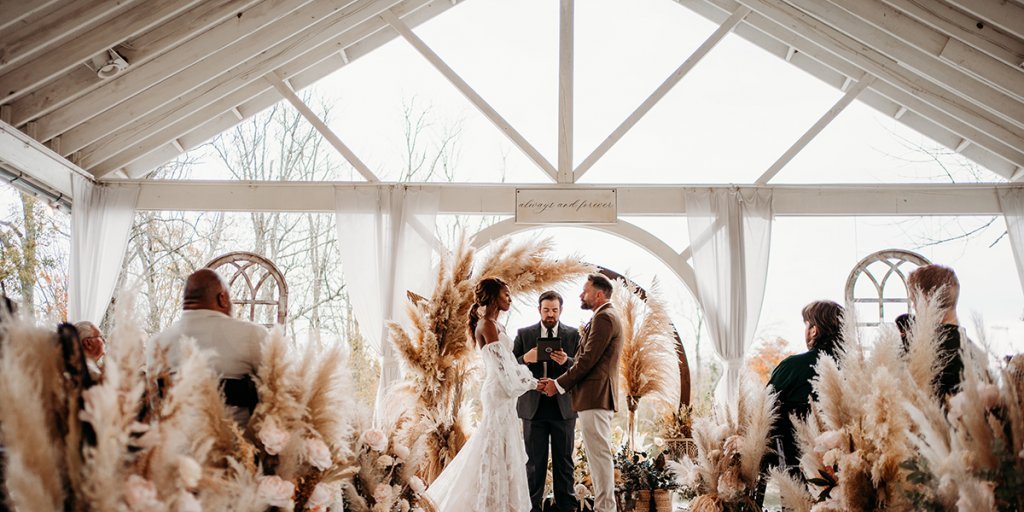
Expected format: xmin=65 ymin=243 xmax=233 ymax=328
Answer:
xmin=614 ymin=446 xmax=678 ymax=512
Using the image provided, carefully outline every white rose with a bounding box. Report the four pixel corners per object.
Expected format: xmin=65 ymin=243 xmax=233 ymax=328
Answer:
xmin=653 ymin=437 xmax=665 ymax=447
xmin=398 ymin=499 xmax=411 ymax=512
xmin=307 ymin=482 xmax=333 ymax=510
xmin=360 ymin=429 xmax=388 ymax=452
xmin=259 ymin=417 xmax=290 ymax=455
xmin=813 ymin=431 xmax=844 ymax=455
xmin=408 ymin=476 xmax=426 ymax=494
xmin=304 ymin=437 xmax=333 ymax=470
xmin=125 ymin=475 xmax=161 ymax=511
xmin=392 ymin=444 xmax=411 ymax=460
xmin=377 ymin=455 xmax=395 ymax=467
xmin=257 ymin=475 xmax=295 ymax=508
xmin=177 ymin=456 xmax=202 ymax=488
xmin=174 ymin=491 xmax=202 ymax=512
xmin=574 ymin=483 xmax=588 ymax=497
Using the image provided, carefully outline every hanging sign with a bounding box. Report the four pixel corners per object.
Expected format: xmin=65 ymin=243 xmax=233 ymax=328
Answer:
xmin=515 ymin=188 xmax=618 ymax=224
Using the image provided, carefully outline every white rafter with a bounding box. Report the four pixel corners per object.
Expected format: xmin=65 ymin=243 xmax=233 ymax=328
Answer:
xmin=757 ymin=74 xmax=875 ymax=184
xmin=380 ymin=9 xmax=559 ymax=182
xmin=265 ymin=72 xmax=380 ymax=182
xmin=572 ymin=7 xmax=750 ymax=182
xmin=558 ymin=0 xmax=574 ymax=183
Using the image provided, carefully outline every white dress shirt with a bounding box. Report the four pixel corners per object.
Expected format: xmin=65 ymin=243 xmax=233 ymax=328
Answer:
xmin=148 ymin=309 xmax=267 ymax=378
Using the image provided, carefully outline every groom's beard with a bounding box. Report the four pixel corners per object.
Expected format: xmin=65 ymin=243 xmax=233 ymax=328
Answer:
xmin=580 ymin=300 xmax=592 ymax=310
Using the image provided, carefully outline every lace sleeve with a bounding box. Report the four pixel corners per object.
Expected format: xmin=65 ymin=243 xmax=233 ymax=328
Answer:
xmin=483 ymin=342 xmax=537 ymax=397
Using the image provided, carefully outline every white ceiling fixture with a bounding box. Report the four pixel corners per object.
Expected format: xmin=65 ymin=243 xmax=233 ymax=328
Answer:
xmin=91 ymin=49 xmax=129 ymax=79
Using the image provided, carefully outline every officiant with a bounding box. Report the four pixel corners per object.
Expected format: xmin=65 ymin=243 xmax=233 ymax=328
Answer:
xmin=513 ymin=291 xmax=581 ymax=512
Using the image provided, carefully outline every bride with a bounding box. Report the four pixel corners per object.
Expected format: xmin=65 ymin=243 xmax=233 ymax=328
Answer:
xmin=425 ymin=277 xmax=538 ymax=511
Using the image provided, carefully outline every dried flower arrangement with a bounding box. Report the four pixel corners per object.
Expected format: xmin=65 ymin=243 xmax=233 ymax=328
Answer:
xmin=341 ymin=419 xmax=436 ymax=512
xmin=668 ymin=374 xmax=777 ymax=512
xmin=387 ymin=235 xmax=592 ymax=483
xmin=769 ymin=295 xmax=1024 ymax=512
xmin=613 ymin=278 xmax=680 ymax=452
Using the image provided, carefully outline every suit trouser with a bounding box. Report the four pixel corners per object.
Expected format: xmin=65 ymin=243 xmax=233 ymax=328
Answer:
xmin=579 ymin=409 xmax=616 ymax=512
xmin=523 ymin=418 xmax=577 ymax=512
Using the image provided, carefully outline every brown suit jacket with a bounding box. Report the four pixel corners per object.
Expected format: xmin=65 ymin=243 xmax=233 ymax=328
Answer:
xmin=556 ymin=303 xmax=623 ymax=412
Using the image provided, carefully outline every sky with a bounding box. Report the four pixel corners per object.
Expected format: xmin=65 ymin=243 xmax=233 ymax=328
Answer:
xmin=3 ymin=0 xmax=1022 ymax=374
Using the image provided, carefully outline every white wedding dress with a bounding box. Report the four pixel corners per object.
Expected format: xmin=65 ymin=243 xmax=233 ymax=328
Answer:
xmin=426 ymin=325 xmax=538 ymax=511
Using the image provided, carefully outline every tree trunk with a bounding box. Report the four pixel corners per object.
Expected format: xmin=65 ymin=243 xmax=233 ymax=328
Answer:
xmin=17 ymin=193 xmax=38 ymax=310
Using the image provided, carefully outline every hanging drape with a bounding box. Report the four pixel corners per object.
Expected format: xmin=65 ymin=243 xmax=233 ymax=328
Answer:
xmin=998 ymin=187 xmax=1024 ymax=296
xmin=684 ymin=188 xmax=773 ymax=403
xmin=334 ymin=186 xmax=439 ymax=422
xmin=68 ymin=176 xmax=140 ymax=323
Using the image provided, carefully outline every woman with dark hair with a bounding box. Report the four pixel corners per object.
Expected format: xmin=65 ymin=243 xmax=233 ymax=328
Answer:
xmin=426 ymin=277 xmax=539 ymax=511
xmin=766 ymin=300 xmax=845 ymax=470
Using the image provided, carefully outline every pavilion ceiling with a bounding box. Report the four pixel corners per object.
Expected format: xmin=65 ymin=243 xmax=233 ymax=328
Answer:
xmin=1 ymin=0 xmax=1022 ymax=183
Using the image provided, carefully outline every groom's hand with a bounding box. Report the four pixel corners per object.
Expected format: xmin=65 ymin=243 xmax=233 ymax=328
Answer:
xmin=541 ymin=379 xmax=558 ymax=397
xmin=536 ymin=378 xmax=549 ymax=392
xmin=550 ymin=350 xmax=568 ymax=365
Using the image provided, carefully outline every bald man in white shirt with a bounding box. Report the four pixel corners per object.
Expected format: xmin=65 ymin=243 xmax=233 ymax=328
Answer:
xmin=149 ymin=268 xmax=267 ymax=423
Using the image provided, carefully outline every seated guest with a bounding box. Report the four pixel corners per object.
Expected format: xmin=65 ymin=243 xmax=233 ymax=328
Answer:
xmin=767 ymin=300 xmax=845 ymax=470
xmin=906 ymin=264 xmax=980 ymax=400
xmin=148 ymin=269 xmax=267 ymax=424
xmin=74 ymin=321 xmax=106 ymax=381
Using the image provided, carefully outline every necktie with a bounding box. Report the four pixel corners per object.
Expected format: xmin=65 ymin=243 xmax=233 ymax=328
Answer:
xmin=547 ymin=327 xmax=554 ymax=338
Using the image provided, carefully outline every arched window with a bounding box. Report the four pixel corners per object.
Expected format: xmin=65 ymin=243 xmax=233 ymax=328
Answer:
xmin=844 ymin=249 xmax=930 ymax=327
xmin=205 ymin=252 xmax=288 ymax=327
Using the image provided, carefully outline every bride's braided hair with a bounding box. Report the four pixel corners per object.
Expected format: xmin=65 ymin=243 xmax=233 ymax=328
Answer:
xmin=468 ymin=277 xmax=508 ymax=346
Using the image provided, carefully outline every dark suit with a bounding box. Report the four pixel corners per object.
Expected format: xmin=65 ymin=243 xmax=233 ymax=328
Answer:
xmin=514 ymin=322 xmax=580 ymax=512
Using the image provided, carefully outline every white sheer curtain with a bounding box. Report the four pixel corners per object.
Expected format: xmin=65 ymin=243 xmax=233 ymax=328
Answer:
xmin=334 ymin=186 xmax=440 ymax=422
xmin=68 ymin=176 xmax=140 ymax=323
xmin=684 ymin=188 xmax=773 ymax=403
xmin=998 ymin=188 xmax=1024 ymax=295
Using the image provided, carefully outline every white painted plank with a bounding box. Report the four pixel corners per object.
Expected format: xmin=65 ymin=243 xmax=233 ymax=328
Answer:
xmin=0 ymin=0 xmax=204 ymax=102
xmin=801 ymin=0 xmax=1024 ymax=130
xmin=78 ymin=0 xmax=401 ymax=172
xmin=381 ymin=9 xmax=559 ymax=182
xmin=112 ymin=180 xmax=1015 ymax=216
xmin=757 ymin=74 xmax=875 ymax=184
xmin=558 ymin=0 xmax=574 ymax=183
xmin=673 ymin=0 xmax=1020 ymax=177
xmin=0 ymin=0 xmax=137 ymax=77
xmin=7 ymin=0 xmax=261 ymax=126
xmin=93 ymin=0 xmax=447 ymax=177
xmin=0 ymin=0 xmax=64 ymax=32
xmin=940 ymin=37 xmax=1024 ymax=102
xmin=30 ymin=0 xmax=317 ymax=143
xmin=880 ymin=0 xmax=1024 ymax=70
xmin=266 ymin=72 xmax=379 ymax=182
xmin=945 ymin=0 xmax=1024 ymax=41
xmin=726 ymin=0 xmax=1024 ymax=169
xmin=572 ymin=7 xmax=750 ymax=181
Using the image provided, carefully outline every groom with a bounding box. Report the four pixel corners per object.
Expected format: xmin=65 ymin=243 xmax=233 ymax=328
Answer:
xmin=540 ymin=273 xmax=623 ymax=512
xmin=513 ymin=291 xmax=581 ymax=512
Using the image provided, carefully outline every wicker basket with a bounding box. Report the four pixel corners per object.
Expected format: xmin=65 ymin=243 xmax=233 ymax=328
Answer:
xmin=630 ymin=489 xmax=672 ymax=512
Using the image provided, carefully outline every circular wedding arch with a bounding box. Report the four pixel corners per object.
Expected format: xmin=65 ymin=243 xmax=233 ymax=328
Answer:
xmin=470 ymin=218 xmax=694 ymax=406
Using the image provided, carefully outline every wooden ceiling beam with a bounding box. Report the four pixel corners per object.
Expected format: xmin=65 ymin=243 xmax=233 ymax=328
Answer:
xmin=879 ymin=0 xmax=1024 ymax=71
xmin=0 ymin=0 xmax=139 ymax=76
xmin=78 ymin=0 xmax=401 ymax=172
xmin=720 ymin=0 xmax=1024 ymax=172
xmin=791 ymin=0 xmax=1024 ymax=130
xmin=673 ymin=0 xmax=1022 ymax=178
xmin=7 ymin=0 xmax=262 ymax=127
xmin=29 ymin=0 xmax=318 ymax=144
xmin=0 ymin=0 xmax=204 ymax=103
xmin=89 ymin=0 xmax=446 ymax=178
